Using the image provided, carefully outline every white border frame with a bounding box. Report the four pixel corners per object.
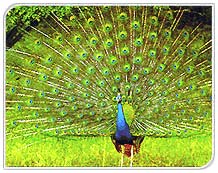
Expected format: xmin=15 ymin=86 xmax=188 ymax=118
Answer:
xmin=1 ymin=2 xmax=215 ymax=171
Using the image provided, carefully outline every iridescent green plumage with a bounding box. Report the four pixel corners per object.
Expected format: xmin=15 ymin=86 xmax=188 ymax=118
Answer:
xmin=6 ymin=6 xmax=212 ymax=142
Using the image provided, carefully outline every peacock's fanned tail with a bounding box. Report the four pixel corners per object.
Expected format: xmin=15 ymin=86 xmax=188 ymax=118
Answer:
xmin=6 ymin=6 xmax=212 ymax=141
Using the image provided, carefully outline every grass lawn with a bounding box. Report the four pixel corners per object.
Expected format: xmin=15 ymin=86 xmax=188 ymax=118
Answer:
xmin=5 ymin=134 xmax=212 ymax=167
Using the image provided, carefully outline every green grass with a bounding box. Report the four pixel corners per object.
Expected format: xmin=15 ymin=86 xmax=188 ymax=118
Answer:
xmin=6 ymin=134 xmax=212 ymax=167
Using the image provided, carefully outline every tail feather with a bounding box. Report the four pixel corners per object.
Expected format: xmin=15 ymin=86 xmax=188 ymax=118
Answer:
xmin=6 ymin=6 xmax=212 ymax=139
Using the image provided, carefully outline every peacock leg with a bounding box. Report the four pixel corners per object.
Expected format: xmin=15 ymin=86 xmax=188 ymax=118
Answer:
xmin=120 ymin=145 xmax=125 ymax=167
xmin=130 ymin=145 xmax=133 ymax=167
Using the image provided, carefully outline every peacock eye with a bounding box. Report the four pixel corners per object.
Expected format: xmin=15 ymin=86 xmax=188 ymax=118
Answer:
xmin=137 ymin=40 xmax=141 ymax=45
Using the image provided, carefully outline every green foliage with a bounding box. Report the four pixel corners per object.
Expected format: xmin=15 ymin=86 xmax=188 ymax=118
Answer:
xmin=6 ymin=6 xmax=93 ymax=32
xmin=6 ymin=6 xmax=47 ymax=32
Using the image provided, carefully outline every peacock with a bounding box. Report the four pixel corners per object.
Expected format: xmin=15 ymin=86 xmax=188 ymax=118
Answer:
xmin=5 ymin=5 xmax=212 ymax=167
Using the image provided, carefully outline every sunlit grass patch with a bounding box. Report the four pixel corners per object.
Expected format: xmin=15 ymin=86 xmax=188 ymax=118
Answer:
xmin=6 ymin=134 xmax=212 ymax=167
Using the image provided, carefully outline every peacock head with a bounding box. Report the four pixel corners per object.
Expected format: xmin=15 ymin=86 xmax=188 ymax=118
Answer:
xmin=116 ymin=93 xmax=122 ymax=103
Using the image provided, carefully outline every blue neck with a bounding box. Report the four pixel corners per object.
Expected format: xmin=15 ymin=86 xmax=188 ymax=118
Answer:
xmin=115 ymin=103 xmax=132 ymax=143
xmin=116 ymin=103 xmax=128 ymax=130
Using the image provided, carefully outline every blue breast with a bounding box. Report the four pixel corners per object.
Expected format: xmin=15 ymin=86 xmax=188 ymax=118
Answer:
xmin=115 ymin=103 xmax=133 ymax=144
